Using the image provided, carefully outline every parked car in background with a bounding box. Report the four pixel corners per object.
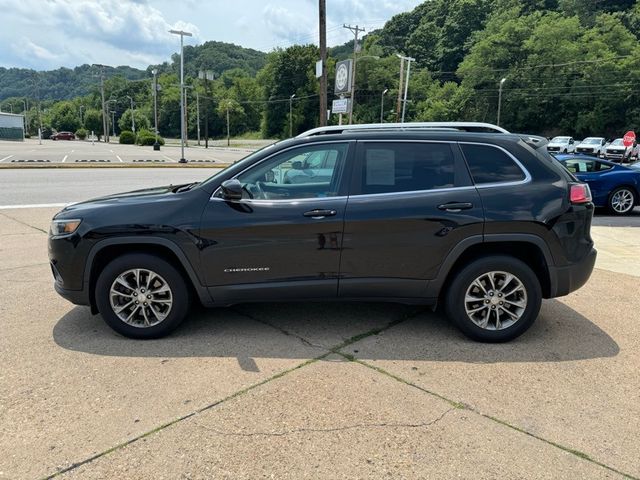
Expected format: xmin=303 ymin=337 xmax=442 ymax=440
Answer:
xmin=546 ymin=136 xmax=575 ymax=154
xmin=556 ymin=153 xmax=640 ymax=214
xmin=575 ymin=137 xmax=607 ymax=157
xmin=604 ymin=138 xmax=638 ymax=163
xmin=50 ymin=131 xmax=75 ymax=141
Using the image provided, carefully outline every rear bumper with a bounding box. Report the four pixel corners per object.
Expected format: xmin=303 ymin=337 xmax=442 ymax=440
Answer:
xmin=549 ymin=248 xmax=597 ymax=297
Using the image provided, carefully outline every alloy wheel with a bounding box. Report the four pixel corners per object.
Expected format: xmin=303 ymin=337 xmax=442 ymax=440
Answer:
xmin=464 ymin=271 xmax=528 ymax=330
xmin=109 ymin=268 xmax=173 ymax=328
xmin=611 ymin=189 xmax=634 ymax=214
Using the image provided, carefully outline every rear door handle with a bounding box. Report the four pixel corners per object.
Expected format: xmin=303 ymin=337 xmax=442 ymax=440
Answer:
xmin=437 ymin=202 xmax=473 ymax=212
xmin=303 ymin=209 xmax=337 ymax=219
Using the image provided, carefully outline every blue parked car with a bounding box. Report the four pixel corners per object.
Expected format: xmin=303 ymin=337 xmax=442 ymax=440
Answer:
xmin=555 ymin=154 xmax=640 ymax=215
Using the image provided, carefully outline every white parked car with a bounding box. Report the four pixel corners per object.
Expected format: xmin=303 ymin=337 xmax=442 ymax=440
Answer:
xmin=546 ymin=136 xmax=575 ymax=154
xmin=575 ymin=137 xmax=607 ymax=157
xmin=604 ymin=138 xmax=638 ymax=163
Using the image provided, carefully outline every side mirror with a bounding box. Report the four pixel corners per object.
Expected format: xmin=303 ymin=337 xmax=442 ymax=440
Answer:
xmin=220 ymin=179 xmax=243 ymax=200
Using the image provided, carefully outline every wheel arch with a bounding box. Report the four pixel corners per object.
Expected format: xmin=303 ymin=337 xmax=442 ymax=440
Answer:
xmin=428 ymin=235 xmax=554 ymax=300
xmin=85 ymin=238 xmax=213 ymax=313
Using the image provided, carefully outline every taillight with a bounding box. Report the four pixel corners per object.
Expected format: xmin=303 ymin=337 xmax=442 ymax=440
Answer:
xmin=570 ymin=183 xmax=592 ymax=204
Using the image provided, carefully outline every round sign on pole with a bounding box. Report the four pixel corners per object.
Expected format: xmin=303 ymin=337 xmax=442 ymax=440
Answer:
xmin=623 ymin=130 xmax=636 ymax=147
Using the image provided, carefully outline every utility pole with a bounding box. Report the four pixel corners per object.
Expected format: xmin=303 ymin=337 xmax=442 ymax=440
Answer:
xmin=319 ymin=0 xmax=327 ymax=126
xmin=93 ymin=65 xmax=108 ymax=142
xmin=79 ymin=105 xmax=84 ymax=126
xmin=396 ymin=56 xmax=404 ymax=121
xmin=199 ymin=70 xmax=215 ymax=149
xmin=169 ymin=29 xmax=193 ymax=163
xmin=184 ymin=87 xmax=189 ymax=147
xmin=396 ymin=54 xmax=415 ymax=123
xmin=21 ymin=99 xmax=28 ymax=134
xmin=343 ymin=24 xmax=365 ymax=124
xmin=111 ymin=110 xmax=116 ymax=137
xmin=126 ymin=95 xmax=135 ymax=133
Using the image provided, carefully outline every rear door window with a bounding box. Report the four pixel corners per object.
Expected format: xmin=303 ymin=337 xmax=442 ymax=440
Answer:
xmin=460 ymin=144 xmax=526 ymax=184
xmin=353 ymin=142 xmax=465 ymax=195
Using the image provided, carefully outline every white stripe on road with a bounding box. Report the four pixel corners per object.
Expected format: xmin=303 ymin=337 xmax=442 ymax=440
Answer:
xmin=116 ymin=155 xmax=123 ymax=162
xmin=162 ymin=154 xmax=174 ymax=162
xmin=0 ymin=155 xmax=14 ymax=162
xmin=62 ymin=155 xmax=68 ymax=163
xmin=0 ymin=203 xmax=68 ymax=210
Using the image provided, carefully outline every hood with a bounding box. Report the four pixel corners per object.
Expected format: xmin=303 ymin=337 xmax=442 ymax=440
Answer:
xmin=54 ymin=184 xmax=191 ymax=218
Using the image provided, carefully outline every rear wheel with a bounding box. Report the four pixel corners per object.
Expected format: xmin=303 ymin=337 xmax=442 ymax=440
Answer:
xmin=608 ymin=187 xmax=636 ymax=215
xmin=95 ymin=253 xmax=190 ymax=339
xmin=445 ymin=256 xmax=542 ymax=342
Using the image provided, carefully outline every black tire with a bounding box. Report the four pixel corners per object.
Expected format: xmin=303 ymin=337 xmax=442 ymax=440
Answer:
xmin=95 ymin=253 xmax=190 ymax=339
xmin=608 ymin=187 xmax=637 ymax=215
xmin=444 ymin=255 xmax=542 ymax=343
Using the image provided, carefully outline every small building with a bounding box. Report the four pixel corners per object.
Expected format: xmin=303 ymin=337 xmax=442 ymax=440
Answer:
xmin=0 ymin=112 xmax=25 ymax=141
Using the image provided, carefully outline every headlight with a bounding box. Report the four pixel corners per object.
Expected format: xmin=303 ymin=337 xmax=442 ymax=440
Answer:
xmin=50 ymin=219 xmax=82 ymax=237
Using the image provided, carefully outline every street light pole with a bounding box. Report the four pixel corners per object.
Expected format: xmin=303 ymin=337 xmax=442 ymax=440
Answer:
xmin=126 ymin=95 xmax=135 ymax=133
xmin=111 ymin=110 xmax=116 ymax=137
xmin=196 ymin=91 xmax=200 ymax=146
xmin=289 ymin=94 xmax=296 ymax=137
xmin=21 ymin=99 xmax=28 ymax=134
xmin=169 ymin=29 xmax=193 ymax=163
xmin=497 ymin=77 xmax=507 ymax=127
xmin=152 ymin=68 xmax=160 ymax=150
xmin=380 ymin=88 xmax=388 ymax=123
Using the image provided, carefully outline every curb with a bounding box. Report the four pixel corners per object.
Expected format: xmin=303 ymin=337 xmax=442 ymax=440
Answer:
xmin=0 ymin=163 xmax=231 ymax=169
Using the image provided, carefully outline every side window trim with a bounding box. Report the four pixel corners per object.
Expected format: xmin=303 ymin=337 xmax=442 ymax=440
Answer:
xmin=349 ymin=140 xmax=473 ymax=197
xmin=458 ymin=141 xmax=532 ymax=188
xmin=211 ymin=140 xmax=354 ymax=202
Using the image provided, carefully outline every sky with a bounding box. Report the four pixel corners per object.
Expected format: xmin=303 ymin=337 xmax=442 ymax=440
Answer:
xmin=0 ymin=0 xmax=423 ymax=71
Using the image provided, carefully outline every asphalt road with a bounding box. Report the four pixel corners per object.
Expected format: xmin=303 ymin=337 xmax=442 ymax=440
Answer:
xmin=0 ymin=168 xmax=221 ymax=206
xmin=0 ymin=138 xmax=257 ymax=165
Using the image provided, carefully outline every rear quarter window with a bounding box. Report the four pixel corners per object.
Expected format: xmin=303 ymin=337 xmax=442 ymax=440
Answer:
xmin=461 ymin=144 xmax=526 ymax=184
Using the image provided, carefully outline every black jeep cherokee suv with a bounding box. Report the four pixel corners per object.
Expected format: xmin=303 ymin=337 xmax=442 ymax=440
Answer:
xmin=49 ymin=126 xmax=596 ymax=342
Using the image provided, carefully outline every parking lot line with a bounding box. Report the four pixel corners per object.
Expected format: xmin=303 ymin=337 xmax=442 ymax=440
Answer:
xmin=162 ymin=154 xmax=174 ymax=162
xmin=0 ymin=155 xmax=14 ymax=162
xmin=116 ymin=155 xmax=123 ymax=162
xmin=62 ymin=155 xmax=68 ymax=163
xmin=0 ymin=202 xmax=67 ymax=209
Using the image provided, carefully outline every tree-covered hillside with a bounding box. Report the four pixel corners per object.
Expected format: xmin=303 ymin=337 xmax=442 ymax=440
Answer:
xmin=5 ymin=0 xmax=640 ymax=139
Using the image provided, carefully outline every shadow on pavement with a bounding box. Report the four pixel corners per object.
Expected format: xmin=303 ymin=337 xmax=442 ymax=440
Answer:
xmin=53 ymin=299 xmax=619 ymax=363
xmin=592 ymin=207 xmax=640 ymax=227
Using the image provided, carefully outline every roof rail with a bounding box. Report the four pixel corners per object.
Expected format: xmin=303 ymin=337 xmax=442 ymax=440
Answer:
xmin=297 ymin=122 xmax=510 ymax=138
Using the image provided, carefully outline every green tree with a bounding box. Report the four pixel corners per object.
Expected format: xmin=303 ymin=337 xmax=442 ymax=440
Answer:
xmin=83 ymin=109 xmax=103 ymax=139
xmin=118 ymin=108 xmax=151 ymax=133
xmin=49 ymin=100 xmax=80 ymax=132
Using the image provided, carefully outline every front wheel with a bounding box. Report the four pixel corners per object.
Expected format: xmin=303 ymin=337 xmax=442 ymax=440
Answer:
xmin=444 ymin=256 xmax=542 ymax=342
xmin=95 ymin=253 xmax=190 ymax=339
xmin=608 ymin=187 xmax=636 ymax=215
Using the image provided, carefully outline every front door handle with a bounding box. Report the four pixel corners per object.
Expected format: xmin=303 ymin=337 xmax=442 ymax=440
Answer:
xmin=437 ymin=202 xmax=473 ymax=212
xmin=303 ymin=209 xmax=337 ymax=219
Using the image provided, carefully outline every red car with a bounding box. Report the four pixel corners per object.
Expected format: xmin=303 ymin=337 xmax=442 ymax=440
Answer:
xmin=50 ymin=131 xmax=75 ymax=140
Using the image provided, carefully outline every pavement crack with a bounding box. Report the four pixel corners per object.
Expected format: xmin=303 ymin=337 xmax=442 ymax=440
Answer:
xmin=0 ymin=211 xmax=48 ymax=234
xmin=231 ymin=308 xmax=329 ymax=351
xmin=41 ymin=354 xmax=330 ymax=480
xmin=348 ymin=357 xmax=639 ymax=480
xmin=192 ymin=407 xmax=455 ymax=438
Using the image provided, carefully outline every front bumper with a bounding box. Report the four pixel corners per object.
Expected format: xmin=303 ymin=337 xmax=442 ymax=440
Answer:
xmin=54 ymin=282 xmax=90 ymax=306
xmin=548 ymin=248 xmax=597 ymax=297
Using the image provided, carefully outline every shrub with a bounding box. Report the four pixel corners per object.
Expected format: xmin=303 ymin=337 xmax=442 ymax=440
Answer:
xmin=136 ymin=129 xmax=164 ymax=146
xmin=75 ymin=128 xmax=88 ymax=140
xmin=119 ymin=130 xmax=135 ymax=144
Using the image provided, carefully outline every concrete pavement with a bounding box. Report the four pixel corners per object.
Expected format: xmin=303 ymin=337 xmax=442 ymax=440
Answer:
xmin=0 ymin=207 xmax=639 ymax=479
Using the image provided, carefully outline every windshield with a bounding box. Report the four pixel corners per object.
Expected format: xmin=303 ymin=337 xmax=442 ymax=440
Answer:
xmin=199 ymin=142 xmax=280 ymax=187
xmin=611 ymin=139 xmax=624 ymax=146
xmin=551 ymin=136 xmax=570 ymax=143
xmin=583 ymin=138 xmax=602 ymax=144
